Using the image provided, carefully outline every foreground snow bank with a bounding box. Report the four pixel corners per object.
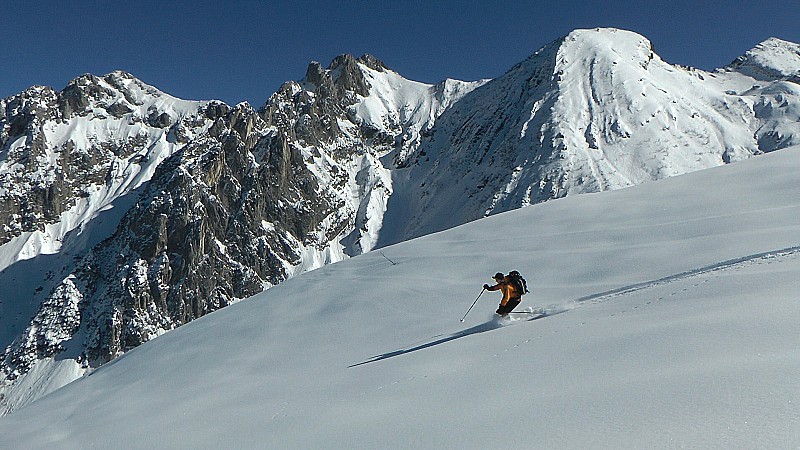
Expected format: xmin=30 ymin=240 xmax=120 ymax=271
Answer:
xmin=0 ymin=147 xmax=798 ymax=449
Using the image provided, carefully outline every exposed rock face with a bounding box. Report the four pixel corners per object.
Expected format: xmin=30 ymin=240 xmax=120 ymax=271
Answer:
xmin=0 ymin=85 xmax=70 ymax=244
xmin=70 ymin=103 xmax=338 ymax=363
xmin=0 ymin=71 xmax=218 ymax=250
xmin=0 ymin=73 xmax=220 ymax=380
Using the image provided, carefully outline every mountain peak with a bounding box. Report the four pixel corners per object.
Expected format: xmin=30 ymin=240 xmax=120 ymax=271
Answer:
xmin=325 ymin=53 xmax=389 ymax=72
xmin=505 ymin=28 xmax=656 ymax=83
xmin=356 ymin=54 xmax=388 ymax=72
xmin=727 ymin=36 xmax=800 ymax=80
xmin=328 ymin=53 xmax=360 ymax=72
xmin=301 ymin=54 xmax=375 ymax=97
xmin=561 ymin=28 xmax=655 ymax=64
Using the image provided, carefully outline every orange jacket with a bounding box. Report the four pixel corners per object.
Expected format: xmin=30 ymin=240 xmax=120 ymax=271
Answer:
xmin=486 ymin=276 xmax=522 ymax=306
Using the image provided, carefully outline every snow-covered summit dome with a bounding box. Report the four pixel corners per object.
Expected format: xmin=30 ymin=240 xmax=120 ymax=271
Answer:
xmin=727 ymin=37 xmax=800 ymax=80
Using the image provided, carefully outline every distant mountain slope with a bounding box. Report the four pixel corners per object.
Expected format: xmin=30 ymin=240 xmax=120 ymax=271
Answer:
xmin=379 ymin=28 xmax=800 ymax=244
xmin=727 ymin=37 xmax=800 ymax=81
xmin=0 ymin=71 xmax=218 ymax=269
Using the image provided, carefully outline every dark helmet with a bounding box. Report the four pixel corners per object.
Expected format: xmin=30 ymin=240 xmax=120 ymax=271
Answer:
xmin=493 ymin=272 xmax=504 ymax=280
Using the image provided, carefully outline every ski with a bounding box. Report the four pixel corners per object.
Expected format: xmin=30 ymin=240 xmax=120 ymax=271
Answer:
xmin=506 ymin=308 xmax=545 ymax=316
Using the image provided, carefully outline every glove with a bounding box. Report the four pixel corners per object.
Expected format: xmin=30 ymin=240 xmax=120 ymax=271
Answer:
xmin=495 ymin=307 xmax=502 ymax=314
xmin=483 ymin=284 xmax=490 ymax=290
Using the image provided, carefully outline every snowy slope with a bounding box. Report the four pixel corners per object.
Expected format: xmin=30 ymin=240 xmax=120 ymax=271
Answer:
xmin=1 ymin=145 xmax=797 ymax=449
xmin=353 ymin=62 xmax=488 ymax=165
xmin=378 ymin=28 xmax=800 ymax=246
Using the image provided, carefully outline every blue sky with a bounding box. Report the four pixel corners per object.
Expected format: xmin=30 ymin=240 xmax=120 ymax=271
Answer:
xmin=2 ymin=0 xmax=799 ymax=106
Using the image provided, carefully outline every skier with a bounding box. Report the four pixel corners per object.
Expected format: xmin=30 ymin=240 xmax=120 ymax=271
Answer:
xmin=484 ymin=272 xmax=523 ymax=316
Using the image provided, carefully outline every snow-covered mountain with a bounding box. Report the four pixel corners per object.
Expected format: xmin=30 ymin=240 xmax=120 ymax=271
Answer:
xmin=380 ymin=28 xmax=800 ymax=244
xmin=0 ymin=71 xmax=218 ymax=268
xmin=1 ymin=28 xmax=799 ymax=414
xmin=0 ymin=144 xmax=797 ymax=448
xmin=0 ymin=55 xmax=483 ymax=412
xmin=0 ymin=72 xmax=223 ymax=410
xmin=728 ymin=36 xmax=800 ymax=81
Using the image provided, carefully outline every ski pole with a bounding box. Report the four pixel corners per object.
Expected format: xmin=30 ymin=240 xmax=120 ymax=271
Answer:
xmin=460 ymin=288 xmax=486 ymax=322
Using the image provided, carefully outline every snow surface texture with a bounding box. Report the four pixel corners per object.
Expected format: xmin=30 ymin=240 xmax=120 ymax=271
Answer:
xmin=1 ymin=146 xmax=797 ymax=449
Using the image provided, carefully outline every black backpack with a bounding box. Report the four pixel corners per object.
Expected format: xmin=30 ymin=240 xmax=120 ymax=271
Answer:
xmin=508 ymin=270 xmax=529 ymax=295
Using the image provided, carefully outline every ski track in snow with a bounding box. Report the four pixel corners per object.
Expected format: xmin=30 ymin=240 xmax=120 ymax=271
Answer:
xmin=572 ymin=244 xmax=800 ymax=305
xmin=350 ymin=244 xmax=800 ymax=376
xmin=343 ymin=246 xmax=800 ymax=405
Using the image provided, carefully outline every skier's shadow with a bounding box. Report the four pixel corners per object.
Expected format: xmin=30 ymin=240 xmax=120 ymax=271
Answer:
xmin=349 ymin=314 xmax=545 ymax=368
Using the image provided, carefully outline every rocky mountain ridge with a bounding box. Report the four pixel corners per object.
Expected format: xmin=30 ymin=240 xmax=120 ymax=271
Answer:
xmin=0 ymin=71 xmax=219 ymax=266
xmin=0 ymin=52 xmax=483 ymax=413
